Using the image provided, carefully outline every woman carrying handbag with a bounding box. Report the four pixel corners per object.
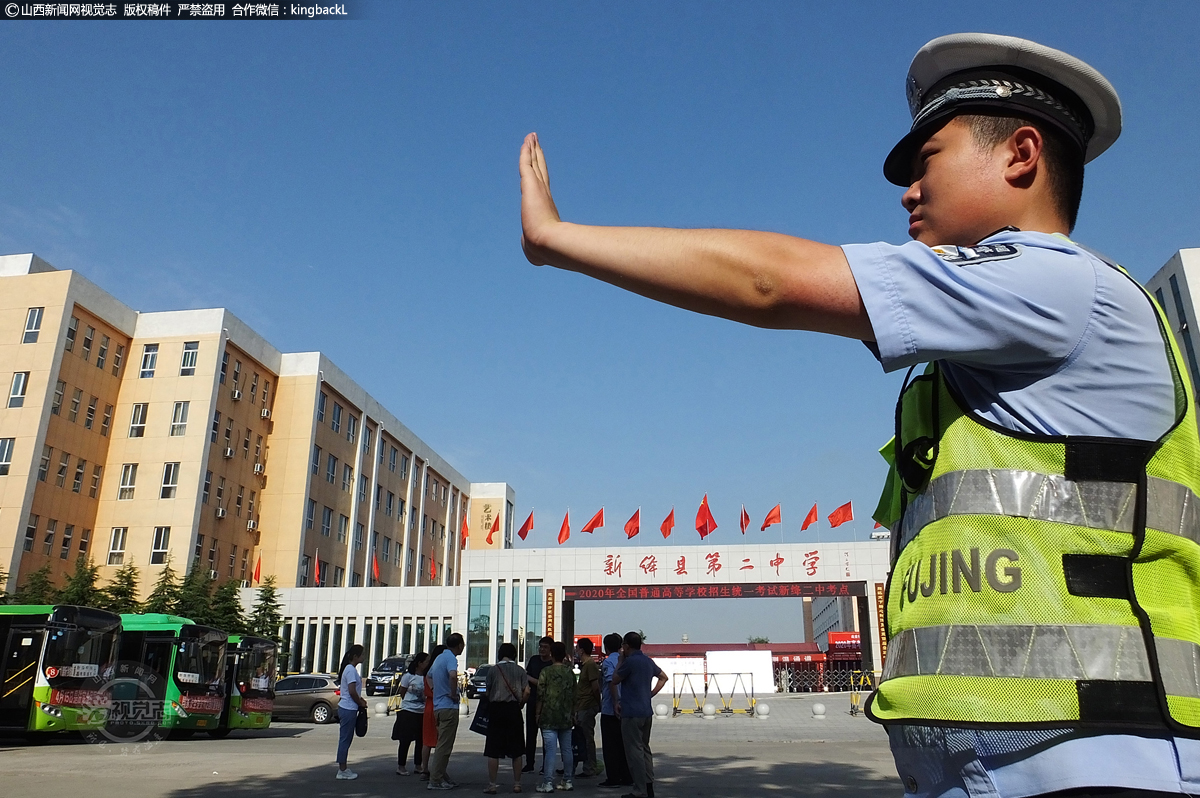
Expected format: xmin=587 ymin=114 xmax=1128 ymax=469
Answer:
xmin=483 ymin=643 xmax=530 ymax=794
xmin=392 ymin=652 xmax=431 ymax=776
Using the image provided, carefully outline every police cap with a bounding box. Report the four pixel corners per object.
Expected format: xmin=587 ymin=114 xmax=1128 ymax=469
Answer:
xmin=883 ymin=33 xmax=1122 ymax=186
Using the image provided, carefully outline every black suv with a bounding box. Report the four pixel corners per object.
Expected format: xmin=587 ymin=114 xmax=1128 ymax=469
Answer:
xmin=366 ymin=655 xmax=411 ymax=697
xmin=467 ymin=664 xmax=492 ymax=700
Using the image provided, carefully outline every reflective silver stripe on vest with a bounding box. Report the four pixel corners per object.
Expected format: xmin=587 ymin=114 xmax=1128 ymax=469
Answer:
xmin=898 ymin=470 xmax=1200 ymax=552
xmin=881 ymin=624 xmax=1152 ymax=682
xmin=1156 ymin=637 xmax=1200 ymax=699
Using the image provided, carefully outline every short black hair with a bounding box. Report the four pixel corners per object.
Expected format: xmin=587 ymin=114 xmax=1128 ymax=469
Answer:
xmin=498 ymin=642 xmax=518 ymax=661
xmin=958 ymin=113 xmax=1085 ymax=232
xmin=622 ymin=631 xmax=643 ymax=650
xmin=539 ymin=636 xmax=554 ymax=647
xmin=446 ymin=632 xmax=465 ymax=649
xmin=603 ymin=633 xmax=623 ymax=654
xmin=576 ymin=638 xmax=594 ymax=654
xmin=407 ymin=652 xmax=429 ymax=674
xmin=550 ymin=641 xmax=568 ymax=662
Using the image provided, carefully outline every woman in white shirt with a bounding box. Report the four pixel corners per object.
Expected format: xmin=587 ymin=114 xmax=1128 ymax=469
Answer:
xmin=335 ymin=645 xmax=368 ymax=780
xmin=391 ymin=652 xmax=431 ymax=776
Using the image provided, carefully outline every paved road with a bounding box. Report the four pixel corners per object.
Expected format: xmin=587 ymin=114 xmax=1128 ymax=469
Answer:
xmin=0 ymin=694 xmax=902 ymax=797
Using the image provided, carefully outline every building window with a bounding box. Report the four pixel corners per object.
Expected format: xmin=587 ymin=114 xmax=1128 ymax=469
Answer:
xmin=51 ymin=380 xmax=65 ymax=415
xmin=38 ymin=445 xmax=52 ymax=482
xmin=21 ymin=307 xmax=43 ymax=343
xmin=386 ymin=491 xmax=394 ymax=517
xmin=96 ymin=335 xmax=109 ymax=370
xmin=300 ymin=555 xmax=310 ymax=587
xmin=331 ymin=403 xmax=342 ymax=433
xmin=311 ymin=444 xmax=321 ymax=475
xmin=118 ymin=463 xmax=137 ymax=500
xmin=242 ymin=428 xmax=250 ymax=458
xmin=60 ymin=525 xmax=74 ymax=559
xmin=326 ymin=454 xmax=337 ymax=484
xmin=338 ymin=514 xmax=349 ymax=543
xmin=84 ymin=396 xmax=98 ymax=430
xmin=208 ymin=539 xmax=217 ymax=570
xmin=161 ymin=462 xmax=180 ymax=499
xmin=68 ymin=388 xmax=82 ymax=421
xmin=333 ymin=566 xmax=345 ymax=587
xmin=229 ymin=544 xmax=237 ymax=577
xmin=79 ymin=528 xmax=90 ymax=555
xmin=407 ymin=548 xmax=414 ymax=572
xmin=342 ymin=464 xmax=352 ymax=492
xmin=351 ymin=571 xmax=362 ymax=587
xmin=170 ymin=401 xmax=189 ymax=436
xmin=398 ymin=498 xmax=406 ymax=520
xmin=224 ymin=417 xmax=233 ymax=446
xmin=180 ymin=341 xmax=199 ymax=376
xmin=358 ymin=474 xmax=367 ymax=502
xmin=321 ymin=506 xmax=333 ymax=537
xmin=249 ymin=373 xmax=258 ymax=402
xmin=236 ymin=485 xmax=244 ymax=516
xmin=129 ymin=403 xmax=148 ymax=437
xmin=43 ymin=519 xmax=57 ymax=555
xmin=248 ymin=489 xmax=255 ymax=517
xmin=139 ymin=343 xmax=158 ymax=378
xmin=240 ymin=548 xmax=248 ymax=580
xmin=101 ymin=404 xmax=113 ymax=437
xmin=112 ymin=343 xmax=124 ymax=377
xmin=107 ymin=527 xmax=127 ymax=565
xmin=355 ymin=523 xmax=364 ymax=551
xmin=82 ymin=326 xmax=94 ymax=361
xmin=346 ymin=415 xmax=357 ymax=444
xmin=72 ymin=458 xmax=86 ymax=493
xmin=375 ymin=485 xmax=383 ymax=511
xmin=8 ymin=372 xmax=29 ymax=408
xmin=382 ymin=536 xmax=392 ymax=562
xmin=65 ymin=316 xmax=78 ymax=351
xmin=317 ymin=391 xmax=327 ymax=421
xmin=219 ymin=351 xmax=229 ymax=384
xmin=0 ymin=437 xmax=13 ymax=476
xmin=306 ymin=499 xmax=315 ymax=531
xmin=255 ymin=435 xmax=263 ymax=460
xmin=216 ymin=476 xmax=225 ymax=507
xmin=400 ymin=455 xmax=409 ymax=479
xmin=262 ymin=379 xmax=270 ymax=408
xmin=231 ymin=359 xmax=242 ymax=390
xmin=55 ymin=452 xmax=70 ymax=487
xmin=150 ymin=527 xmax=170 ymax=564
xmin=202 ymin=470 xmax=212 ymax=504
xmin=212 ymin=410 xmax=221 ymax=443
xmin=90 ymin=464 xmax=102 ymax=498
xmin=23 ymin=515 xmax=37 ymax=552
xmin=389 ymin=447 xmax=397 ymax=473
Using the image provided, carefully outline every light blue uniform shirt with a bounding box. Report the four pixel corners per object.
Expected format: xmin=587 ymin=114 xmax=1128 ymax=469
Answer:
xmin=430 ymin=649 xmax=459 ymax=712
xmin=844 ymin=229 xmax=1200 ymax=798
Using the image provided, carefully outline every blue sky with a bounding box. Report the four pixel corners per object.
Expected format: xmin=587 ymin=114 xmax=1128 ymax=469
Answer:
xmin=3 ymin=3 xmax=1198 ymax=640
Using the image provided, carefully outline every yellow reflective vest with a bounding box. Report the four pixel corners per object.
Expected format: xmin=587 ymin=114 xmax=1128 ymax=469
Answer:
xmin=865 ymin=252 xmax=1200 ymax=734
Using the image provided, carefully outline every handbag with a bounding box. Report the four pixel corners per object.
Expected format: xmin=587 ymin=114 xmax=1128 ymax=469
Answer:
xmin=469 ymin=696 xmax=490 ymax=735
xmin=355 ymin=706 xmax=369 ymax=737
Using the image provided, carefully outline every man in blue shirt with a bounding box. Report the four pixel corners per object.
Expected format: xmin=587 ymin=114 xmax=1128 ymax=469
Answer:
xmin=598 ymin=632 xmax=632 ymax=789
xmin=516 ymin=31 xmax=1197 ymax=798
xmin=611 ymin=632 xmax=667 ymax=798
xmin=428 ymin=633 xmax=464 ymax=791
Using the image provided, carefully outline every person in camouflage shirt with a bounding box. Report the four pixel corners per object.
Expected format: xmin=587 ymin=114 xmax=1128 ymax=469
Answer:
xmin=535 ymin=642 xmax=577 ymax=792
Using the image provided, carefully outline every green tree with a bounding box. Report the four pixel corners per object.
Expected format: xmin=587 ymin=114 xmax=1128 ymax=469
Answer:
xmin=176 ymin=563 xmax=214 ymax=625
xmin=143 ymin=557 xmax=180 ymax=615
xmin=209 ymin=579 xmax=246 ymax=635
xmin=57 ymin=555 xmax=101 ymax=607
xmin=12 ymin=564 xmax=57 ymax=605
xmin=248 ymin=576 xmax=283 ymax=644
xmin=100 ymin=563 xmax=141 ymax=615
xmin=748 ymin=636 xmax=770 ymax=644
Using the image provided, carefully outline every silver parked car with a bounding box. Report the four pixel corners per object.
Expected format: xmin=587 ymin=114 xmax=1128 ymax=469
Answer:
xmin=271 ymin=674 xmax=341 ymax=723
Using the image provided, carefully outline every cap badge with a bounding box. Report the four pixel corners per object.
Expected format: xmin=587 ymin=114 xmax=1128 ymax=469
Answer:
xmin=995 ymin=85 xmax=1012 ymax=98
xmin=906 ymin=75 xmax=923 ymax=116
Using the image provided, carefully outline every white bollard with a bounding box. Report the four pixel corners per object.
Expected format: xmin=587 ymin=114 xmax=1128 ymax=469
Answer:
xmin=701 ymin=703 xmax=717 ymax=721
xmin=654 ymin=703 xmax=669 ymax=719
xmin=459 ymin=699 xmax=470 ymax=716
xmin=812 ymin=702 xmax=827 ymax=720
xmin=755 ymin=703 xmax=770 ymax=720
xmin=374 ymin=702 xmax=388 ymax=716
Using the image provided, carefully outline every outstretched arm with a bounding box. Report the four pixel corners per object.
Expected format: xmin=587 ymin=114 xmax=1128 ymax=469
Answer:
xmin=519 ymin=133 xmax=874 ymax=341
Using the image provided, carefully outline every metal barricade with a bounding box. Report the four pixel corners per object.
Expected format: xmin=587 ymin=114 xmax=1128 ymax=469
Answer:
xmin=671 ymin=672 xmax=756 ymax=716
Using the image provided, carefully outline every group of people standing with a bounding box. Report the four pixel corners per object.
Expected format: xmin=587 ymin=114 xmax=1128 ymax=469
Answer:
xmin=335 ymin=630 xmax=666 ymax=798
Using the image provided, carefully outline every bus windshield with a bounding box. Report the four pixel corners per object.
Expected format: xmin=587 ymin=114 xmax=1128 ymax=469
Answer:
xmin=43 ymin=626 xmax=118 ymax=684
xmin=236 ymin=645 xmax=276 ymax=699
xmin=174 ymin=638 xmax=226 ymax=695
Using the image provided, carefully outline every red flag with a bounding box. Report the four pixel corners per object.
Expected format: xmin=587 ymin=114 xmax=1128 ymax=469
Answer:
xmin=874 ymin=521 xmax=882 ymax=529
xmin=460 ymin=514 xmax=469 ymax=549
xmin=739 ymin=504 xmax=750 ymax=535
xmin=760 ymin=504 xmax=782 ymax=532
xmin=695 ymin=495 xmax=718 ymax=539
xmin=801 ymin=503 xmax=819 ymax=531
xmin=517 ymin=510 xmax=534 ymax=541
xmin=557 ymin=511 xmax=571 ymax=545
xmin=372 ymin=553 xmax=379 ymax=581
xmin=486 ymin=512 xmax=500 ymax=545
xmin=314 ymin=550 xmax=321 ymax=586
xmin=253 ymin=556 xmax=261 ymax=584
xmin=660 ymin=508 xmax=674 ymax=539
xmin=828 ymin=501 xmax=854 ymax=528
xmin=581 ymin=508 xmax=605 ymax=533
xmin=624 ymin=508 xmax=640 ymax=539
xmin=430 ymin=557 xmax=437 ymax=580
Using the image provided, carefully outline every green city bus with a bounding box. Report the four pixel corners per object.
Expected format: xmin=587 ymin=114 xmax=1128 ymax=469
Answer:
xmin=209 ymin=634 xmax=276 ymax=737
xmin=116 ymin=613 xmax=227 ymax=734
xmin=0 ymin=604 xmax=121 ymax=734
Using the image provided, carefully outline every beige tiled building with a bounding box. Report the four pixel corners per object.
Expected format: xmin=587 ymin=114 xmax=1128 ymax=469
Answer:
xmin=0 ymin=253 xmax=511 ymax=598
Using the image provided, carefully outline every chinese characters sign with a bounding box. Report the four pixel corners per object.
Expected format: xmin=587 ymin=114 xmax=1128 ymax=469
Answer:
xmin=563 ymin=581 xmax=866 ymax=601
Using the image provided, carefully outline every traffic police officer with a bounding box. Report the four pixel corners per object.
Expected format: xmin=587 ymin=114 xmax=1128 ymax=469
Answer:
xmin=518 ymin=32 xmax=1200 ymax=798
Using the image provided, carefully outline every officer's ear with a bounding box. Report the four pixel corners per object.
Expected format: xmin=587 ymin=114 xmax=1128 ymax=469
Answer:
xmin=1001 ymin=126 xmax=1045 ymax=187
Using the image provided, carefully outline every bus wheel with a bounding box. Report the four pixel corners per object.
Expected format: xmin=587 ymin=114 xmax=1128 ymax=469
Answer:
xmin=208 ymin=727 xmax=232 ymax=739
xmin=310 ymin=702 xmax=332 ymax=724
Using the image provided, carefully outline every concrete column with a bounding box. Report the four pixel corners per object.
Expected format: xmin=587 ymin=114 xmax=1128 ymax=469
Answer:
xmin=802 ymin=597 xmax=815 ymax=643
xmin=413 ymin=460 xmax=429 ymax=585
xmin=400 ymin=452 xmax=417 ymax=586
